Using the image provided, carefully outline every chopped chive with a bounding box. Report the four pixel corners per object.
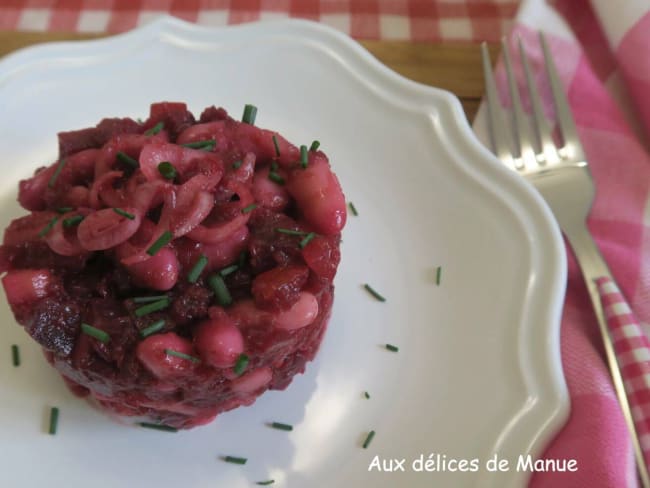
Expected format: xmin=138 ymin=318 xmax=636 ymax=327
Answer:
xmin=147 ymin=231 xmax=173 ymax=256
xmin=48 ymin=407 xmax=59 ymax=435
xmin=436 ymin=266 xmax=442 ymax=285
xmin=144 ymin=121 xmax=164 ymax=136
xmin=270 ymin=161 xmax=278 ymax=172
xmin=62 ymin=215 xmax=84 ymax=228
xmin=140 ymin=319 xmax=165 ymax=338
xmin=268 ymin=172 xmax=285 ymax=185
xmin=182 ymin=139 xmax=216 ymax=151
xmin=11 ymin=344 xmax=20 ymax=367
xmin=116 ymin=151 xmax=139 ymax=168
xmin=362 ymin=430 xmax=376 ymax=449
xmin=364 ymin=284 xmax=386 ymax=302
xmin=299 ymin=232 xmax=316 ymax=249
xmin=132 ymin=295 xmax=168 ymax=303
xmin=219 ymin=264 xmax=239 ymax=276
xmin=272 ymin=135 xmax=281 ymax=157
xmin=209 ymin=274 xmax=232 ymax=306
xmin=48 ymin=159 xmax=67 ymax=188
xmin=38 ymin=217 xmax=58 ymax=238
xmin=385 ymin=344 xmax=399 ymax=352
xmin=157 ymin=161 xmax=177 ymax=180
xmin=233 ymin=353 xmax=249 ymax=376
xmin=364 ymin=391 xmax=370 ymax=399
xmin=138 ymin=422 xmax=177 ymax=432
xmin=238 ymin=250 xmax=248 ymax=268
xmin=164 ymin=349 xmax=201 ymax=363
xmin=187 ymin=254 xmax=208 ymax=283
xmin=348 ymin=202 xmax=358 ymax=216
xmin=135 ymin=298 xmax=170 ymax=317
xmin=309 ymin=140 xmax=320 ymax=152
xmin=241 ymin=203 xmax=257 ymax=214
xmin=223 ymin=455 xmax=247 ymax=465
xmin=300 ymin=145 xmax=308 ymax=169
xmin=275 ymin=228 xmax=308 ymax=236
xmin=242 ymin=104 xmax=257 ymax=125
xmin=256 ymin=481 xmax=275 ymax=486
xmin=232 ymin=160 xmax=242 ymax=169
xmin=113 ymin=208 xmax=135 ymax=220
xmin=137 ymin=118 xmax=143 ymax=124
xmin=55 ymin=207 xmax=73 ymax=214
xmin=81 ymin=323 xmax=111 ymax=343
xmin=270 ymin=422 xmax=293 ymax=432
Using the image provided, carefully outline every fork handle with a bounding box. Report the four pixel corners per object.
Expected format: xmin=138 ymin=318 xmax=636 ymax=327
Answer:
xmin=566 ymin=224 xmax=650 ymax=488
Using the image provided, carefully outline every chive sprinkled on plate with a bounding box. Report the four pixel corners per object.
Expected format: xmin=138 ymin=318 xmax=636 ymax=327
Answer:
xmin=132 ymin=295 xmax=168 ymax=303
xmin=272 ymin=135 xmax=281 ymax=157
xmin=158 ymin=161 xmax=177 ymax=180
xmin=140 ymin=319 xmax=165 ymax=338
xmin=242 ymin=104 xmax=257 ymax=125
xmin=364 ymin=391 xmax=370 ymax=399
xmin=436 ymin=266 xmax=442 ymax=285
xmin=209 ymin=274 xmax=232 ymax=306
xmin=81 ymin=323 xmax=110 ymax=343
xmin=187 ymin=254 xmax=208 ymax=283
xmin=268 ymin=171 xmax=285 ymax=185
xmin=116 ymin=151 xmax=139 ymax=168
xmin=147 ymin=231 xmax=173 ymax=256
xmin=219 ymin=264 xmax=239 ymax=277
xmin=138 ymin=422 xmax=177 ymax=432
xmin=362 ymin=430 xmax=376 ymax=449
xmin=232 ymin=160 xmax=242 ymax=169
xmin=62 ymin=215 xmax=84 ymax=228
xmin=241 ymin=203 xmax=257 ymax=214
xmin=270 ymin=422 xmax=293 ymax=432
xmin=48 ymin=159 xmax=67 ymax=188
xmin=299 ymin=232 xmax=316 ymax=249
xmin=38 ymin=217 xmax=58 ymax=238
xmin=135 ymin=298 xmax=170 ymax=317
xmin=309 ymin=140 xmax=320 ymax=152
xmin=363 ymin=284 xmax=386 ymax=302
xmin=275 ymin=228 xmax=308 ymax=236
xmin=182 ymin=139 xmax=216 ymax=151
xmin=233 ymin=353 xmax=249 ymax=376
xmin=256 ymin=481 xmax=275 ymax=486
xmin=348 ymin=202 xmax=358 ymax=216
xmin=300 ymin=145 xmax=308 ymax=168
xmin=144 ymin=121 xmax=164 ymax=136
xmin=11 ymin=344 xmax=20 ymax=367
xmin=223 ymin=455 xmax=248 ymax=465
xmin=55 ymin=207 xmax=73 ymax=214
xmin=113 ymin=208 xmax=135 ymax=220
xmin=385 ymin=344 xmax=399 ymax=353
xmin=164 ymin=349 xmax=201 ymax=363
xmin=48 ymin=407 xmax=59 ymax=435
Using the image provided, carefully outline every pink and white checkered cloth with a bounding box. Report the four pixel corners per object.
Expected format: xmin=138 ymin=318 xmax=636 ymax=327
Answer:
xmin=0 ymin=0 xmax=519 ymax=42
xmin=474 ymin=0 xmax=650 ymax=486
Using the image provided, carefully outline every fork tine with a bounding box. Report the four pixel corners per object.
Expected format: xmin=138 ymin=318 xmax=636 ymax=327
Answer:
xmin=480 ymin=42 xmax=514 ymax=167
xmin=501 ymin=38 xmax=537 ymax=170
xmin=517 ymin=36 xmax=560 ymax=165
xmin=539 ymin=32 xmax=586 ymax=161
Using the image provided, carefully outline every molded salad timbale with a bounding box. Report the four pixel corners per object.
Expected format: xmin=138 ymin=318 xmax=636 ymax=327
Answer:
xmin=0 ymin=101 xmax=346 ymax=429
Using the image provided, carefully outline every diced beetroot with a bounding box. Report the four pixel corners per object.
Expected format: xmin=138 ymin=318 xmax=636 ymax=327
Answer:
xmin=58 ymin=117 xmax=141 ymax=157
xmin=18 ymin=165 xmax=56 ymax=211
xmin=170 ymin=284 xmax=211 ymax=326
xmin=145 ymin=102 xmax=195 ymax=139
xmin=3 ymin=211 xmax=58 ymax=246
xmin=199 ymin=106 xmax=228 ymax=123
xmin=301 ymin=234 xmax=341 ymax=281
xmin=251 ymin=265 xmax=309 ymax=312
xmin=2 ymin=269 xmax=54 ymax=306
xmin=25 ymin=297 xmax=80 ymax=356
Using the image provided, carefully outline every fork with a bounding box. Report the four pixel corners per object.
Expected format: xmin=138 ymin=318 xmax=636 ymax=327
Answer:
xmin=481 ymin=34 xmax=650 ymax=487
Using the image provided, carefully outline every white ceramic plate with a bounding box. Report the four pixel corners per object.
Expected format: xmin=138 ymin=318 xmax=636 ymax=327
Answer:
xmin=0 ymin=17 xmax=568 ymax=488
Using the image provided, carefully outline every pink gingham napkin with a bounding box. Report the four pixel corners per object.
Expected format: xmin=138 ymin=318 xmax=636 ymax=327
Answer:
xmin=474 ymin=0 xmax=650 ymax=486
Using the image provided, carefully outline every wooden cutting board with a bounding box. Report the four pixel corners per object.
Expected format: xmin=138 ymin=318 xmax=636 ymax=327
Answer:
xmin=0 ymin=31 xmax=498 ymax=121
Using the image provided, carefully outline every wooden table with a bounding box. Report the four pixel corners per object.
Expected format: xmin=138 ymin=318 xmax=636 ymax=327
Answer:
xmin=0 ymin=32 xmax=499 ymax=122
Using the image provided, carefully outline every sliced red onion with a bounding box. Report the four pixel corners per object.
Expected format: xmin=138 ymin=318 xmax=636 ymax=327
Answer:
xmin=77 ymin=207 xmax=142 ymax=251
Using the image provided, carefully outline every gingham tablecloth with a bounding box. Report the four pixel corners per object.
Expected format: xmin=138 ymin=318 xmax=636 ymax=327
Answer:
xmin=0 ymin=0 xmax=518 ymax=42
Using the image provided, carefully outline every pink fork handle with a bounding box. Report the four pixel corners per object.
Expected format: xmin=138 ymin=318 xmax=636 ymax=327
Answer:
xmin=595 ymin=276 xmax=650 ymax=469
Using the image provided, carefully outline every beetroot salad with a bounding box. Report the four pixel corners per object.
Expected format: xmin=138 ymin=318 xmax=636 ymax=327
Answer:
xmin=0 ymin=102 xmax=347 ymax=429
